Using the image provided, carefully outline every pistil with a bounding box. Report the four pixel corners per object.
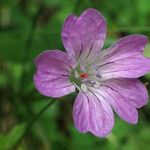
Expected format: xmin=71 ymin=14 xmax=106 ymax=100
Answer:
xmin=80 ymin=73 xmax=89 ymax=78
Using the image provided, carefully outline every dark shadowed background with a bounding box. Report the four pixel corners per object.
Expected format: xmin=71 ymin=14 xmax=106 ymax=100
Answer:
xmin=0 ymin=0 xmax=150 ymax=150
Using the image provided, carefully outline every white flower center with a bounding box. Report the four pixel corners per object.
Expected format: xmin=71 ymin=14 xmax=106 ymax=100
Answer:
xmin=70 ymin=61 xmax=102 ymax=92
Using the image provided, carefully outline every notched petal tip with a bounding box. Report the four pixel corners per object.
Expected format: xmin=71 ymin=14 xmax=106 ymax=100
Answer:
xmin=80 ymin=8 xmax=105 ymax=17
xmin=73 ymin=92 xmax=114 ymax=137
xmin=97 ymin=79 xmax=142 ymax=124
xmin=63 ymin=14 xmax=77 ymax=24
xmin=33 ymin=50 xmax=76 ymax=98
xmin=128 ymin=34 xmax=149 ymax=50
xmin=33 ymin=50 xmax=51 ymax=66
xmin=98 ymin=34 xmax=150 ymax=79
xmin=62 ymin=8 xmax=107 ymax=62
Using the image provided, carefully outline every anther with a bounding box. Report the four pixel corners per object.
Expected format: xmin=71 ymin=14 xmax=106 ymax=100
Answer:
xmin=92 ymin=64 xmax=98 ymax=71
xmin=81 ymin=83 xmax=88 ymax=92
xmin=74 ymin=71 xmax=80 ymax=78
xmin=96 ymin=74 xmax=102 ymax=79
xmin=93 ymin=81 xmax=100 ymax=87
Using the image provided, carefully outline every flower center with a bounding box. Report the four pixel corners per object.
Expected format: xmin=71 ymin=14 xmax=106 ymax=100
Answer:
xmin=70 ymin=63 xmax=102 ymax=92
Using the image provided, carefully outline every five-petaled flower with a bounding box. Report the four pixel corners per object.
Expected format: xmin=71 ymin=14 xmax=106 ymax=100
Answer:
xmin=33 ymin=8 xmax=150 ymax=137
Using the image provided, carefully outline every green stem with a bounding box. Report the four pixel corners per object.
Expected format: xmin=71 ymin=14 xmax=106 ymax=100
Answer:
xmin=14 ymin=99 xmax=55 ymax=148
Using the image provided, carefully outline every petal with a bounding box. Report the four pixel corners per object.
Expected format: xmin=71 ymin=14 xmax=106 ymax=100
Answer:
xmin=93 ymin=79 xmax=142 ymax=124
xmin=62 ymin=8 xmax=106 ymax=62
xmin=95 ymin=35 xmax=150 ymax=79
xmin=102 ymin=78 xmax=148 ymax=108
xmin=100 ymin=35 xmax=148 ymax=60
xmin=73 ymin=91 xmax=114 ymax=137
xmin=33 ymin=50 xmax=75 ymax=98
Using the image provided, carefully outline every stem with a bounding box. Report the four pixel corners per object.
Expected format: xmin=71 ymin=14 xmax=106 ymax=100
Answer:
xmin=24 ymin=100 xmax=55 ymax=135
xmin=14 ymin=99 xmax=55 ymax=148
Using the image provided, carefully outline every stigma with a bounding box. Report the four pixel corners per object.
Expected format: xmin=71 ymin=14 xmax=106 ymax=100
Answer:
xmin=80 ymin=73 xmax=89 ymax=78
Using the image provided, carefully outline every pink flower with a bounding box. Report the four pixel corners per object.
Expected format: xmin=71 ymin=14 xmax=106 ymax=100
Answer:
xmin=33 ymin=8 xmax=150 ymax=137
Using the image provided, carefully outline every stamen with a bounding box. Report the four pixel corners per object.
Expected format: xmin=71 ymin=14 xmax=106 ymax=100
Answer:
xmin=96 ymin=74 xmax=102 ymax=79
xmin=80 ymin=62 xmax=86 ymax=72
xmin=74 ymin=71 xmax=80 ymax=78
xmin=81 ymin=83 xmax=88 ymax=92
xmin=93 ymin=81 xmax=100 ymax=87
xmin=83 ymin=80 xmax=95 ymax=86
xmin=92 ymin=64 xmax=98 ymax=71
xmin=72 ymin=82 xmax=81 ymax=91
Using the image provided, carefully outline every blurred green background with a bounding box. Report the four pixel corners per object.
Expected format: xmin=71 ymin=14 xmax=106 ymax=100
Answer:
xmin=0 ymin=0 xmax=150 ymax=150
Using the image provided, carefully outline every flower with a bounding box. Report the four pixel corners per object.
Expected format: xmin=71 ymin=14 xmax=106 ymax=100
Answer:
xmin=33 ymin=8 xmax=150 ymax=137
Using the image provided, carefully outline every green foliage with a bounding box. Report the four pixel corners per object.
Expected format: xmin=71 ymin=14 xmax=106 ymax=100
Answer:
xmin=0 ymin=124 xmax=26 ymax=150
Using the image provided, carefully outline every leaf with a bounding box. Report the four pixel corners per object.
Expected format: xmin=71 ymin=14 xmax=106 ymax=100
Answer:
xmin=0 ymin=124 xmax=26 ymax=150
xmin=0 ymin=134 xmax=7 ymax=150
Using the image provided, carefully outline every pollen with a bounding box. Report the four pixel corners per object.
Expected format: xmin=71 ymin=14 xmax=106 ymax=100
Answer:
xmin=80 ymin=73 xmax=89 ymax=78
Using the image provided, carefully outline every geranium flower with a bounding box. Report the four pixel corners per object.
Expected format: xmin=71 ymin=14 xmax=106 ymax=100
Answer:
xmin=33 ymin=8 xmax=150 ymax=137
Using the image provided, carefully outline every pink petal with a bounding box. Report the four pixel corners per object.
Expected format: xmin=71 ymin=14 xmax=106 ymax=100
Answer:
xmin=33 ymin=50 xmax=75 ymax=98
xmin=93 ymin=79 xmax=145 ymax=124
xmin=62 ymin=8 xmax=106 ymax=62
xmin=73 ymin=91 xmax=114 ymax=137
xmin=102 ymin=78 xmax=149 ymax=108
xmin=97 ymin=35 xmax=150 ymax=79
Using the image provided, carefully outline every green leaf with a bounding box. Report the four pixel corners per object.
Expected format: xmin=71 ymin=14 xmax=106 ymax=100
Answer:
xmin=0 ymin=134 xmax=7 ymax=150
xmin=0 ymin=124 xmax=26 ymax=150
